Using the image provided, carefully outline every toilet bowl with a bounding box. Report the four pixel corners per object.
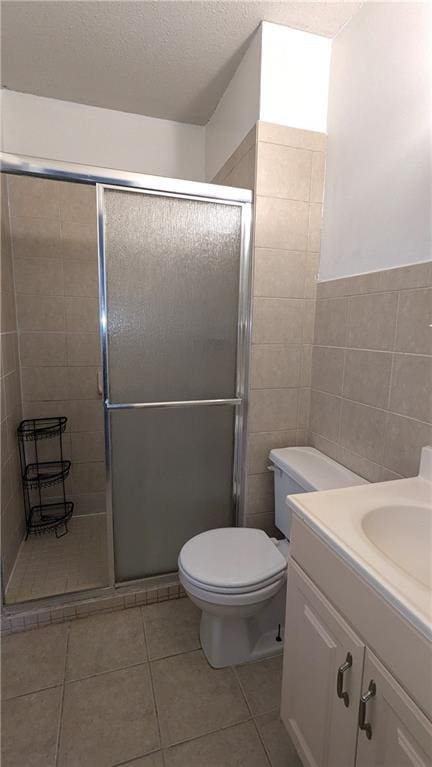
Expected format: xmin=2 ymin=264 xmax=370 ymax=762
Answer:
xmin=179 ymin=527 xmax=288 ymax=667
xmin=179 ymin=447 xmax=367 ymax=668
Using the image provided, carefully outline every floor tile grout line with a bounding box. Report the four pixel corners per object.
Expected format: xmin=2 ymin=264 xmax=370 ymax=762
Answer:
xmin=161 ymin=715 xmax=255 ymax=752
xmin=54 ymin=620 xmax=71 ymax=767
xmin=65 ymin=656 xmax=150 ymax=686
xmin=112 ymin=746 xmax=164 ymax=767
xmin=141 ymin=605 xmax=164 ymax=754
xmin=250 ymin=716 xmax=274 ymax=767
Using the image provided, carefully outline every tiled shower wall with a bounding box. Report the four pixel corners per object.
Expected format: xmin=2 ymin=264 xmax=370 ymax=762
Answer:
xmin=6 ymin=175 xmax=105 ymax=518
xmin=214 ymin=122 xmax=326 ymax=534
xmin=309 ymin=261 xmax=432 ymax=481
xmin=1 ymin=177 xmax=24 ymax=583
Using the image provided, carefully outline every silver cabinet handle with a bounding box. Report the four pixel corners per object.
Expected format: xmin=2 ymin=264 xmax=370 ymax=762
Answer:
xmin=336 ymin=652 xmax=352 ymax=707
xmin=359 ymin=680 xmax=376 ymax=740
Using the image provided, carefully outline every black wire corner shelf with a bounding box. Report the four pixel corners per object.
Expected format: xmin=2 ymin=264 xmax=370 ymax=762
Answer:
xmin=18 ymin=417 xmax=74 ymax=538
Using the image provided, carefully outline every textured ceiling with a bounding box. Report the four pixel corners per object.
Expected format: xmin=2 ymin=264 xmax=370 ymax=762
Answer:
xmin=1 ymin=1 xmax=362 ymax=125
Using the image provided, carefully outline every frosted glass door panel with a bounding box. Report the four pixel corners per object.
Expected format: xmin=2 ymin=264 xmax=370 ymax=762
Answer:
xmin=104 ymin=190 xmax=242 ymax=403
xmin=111 ymin=407 xmax=235 ymax=580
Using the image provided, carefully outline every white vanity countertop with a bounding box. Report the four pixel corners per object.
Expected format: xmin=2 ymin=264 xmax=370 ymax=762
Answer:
xmin=288 ymin=476 xmax=432 ymax=640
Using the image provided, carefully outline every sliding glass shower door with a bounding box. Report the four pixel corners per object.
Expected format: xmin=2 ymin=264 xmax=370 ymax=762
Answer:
xmin=98 ymin=183 xmax=251 ymax=582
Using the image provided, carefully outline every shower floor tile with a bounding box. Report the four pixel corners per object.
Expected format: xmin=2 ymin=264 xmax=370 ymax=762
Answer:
xmin=5 ymin=515 xmax=109 ymax=605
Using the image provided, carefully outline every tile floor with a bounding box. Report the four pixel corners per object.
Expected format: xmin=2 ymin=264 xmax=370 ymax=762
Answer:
xmin=1 ymin=596 xmax=302 ymax=766
xmin=5 ymin=515 xmax=109 ymax=604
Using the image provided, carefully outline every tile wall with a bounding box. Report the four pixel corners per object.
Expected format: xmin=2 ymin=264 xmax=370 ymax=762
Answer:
xmin=6 ymin=175 xmax=105 ymax=518
xmin=309 ymin=261 xmax=432 ymax=481
xmin=1 ymin=177 xmax=25 ymax=583
xmin=214 ymin=122 xmax=327 ymax=534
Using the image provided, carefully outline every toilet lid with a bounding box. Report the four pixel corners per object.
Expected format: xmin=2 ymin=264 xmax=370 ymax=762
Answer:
xmin=178 ymin=528 xmax=286 ymax=590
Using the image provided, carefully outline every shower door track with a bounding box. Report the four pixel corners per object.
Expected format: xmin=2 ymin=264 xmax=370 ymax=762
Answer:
xmin=0 ymin=152 xmax=253 ymax=595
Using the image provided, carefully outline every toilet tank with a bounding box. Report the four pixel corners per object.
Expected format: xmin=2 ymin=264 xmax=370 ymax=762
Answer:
xmin=269 ymin=447 xmax=368 ymax=540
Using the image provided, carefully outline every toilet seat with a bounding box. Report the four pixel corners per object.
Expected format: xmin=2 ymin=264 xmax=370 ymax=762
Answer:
xmin=178 ymin=561 xmax=285 ymax=595
xmin=178 ymin=527 xmax=287 ymax=595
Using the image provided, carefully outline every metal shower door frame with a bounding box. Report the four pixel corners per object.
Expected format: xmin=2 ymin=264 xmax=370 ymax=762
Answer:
xmin=0 ymin=153 xmax=252 ymax=593
xmin=97 ymin=182 xmax=253 ymax=586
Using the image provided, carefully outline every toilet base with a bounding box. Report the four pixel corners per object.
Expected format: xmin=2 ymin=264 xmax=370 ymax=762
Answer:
xmin=199 ymin=583 xmax=286 ymax=668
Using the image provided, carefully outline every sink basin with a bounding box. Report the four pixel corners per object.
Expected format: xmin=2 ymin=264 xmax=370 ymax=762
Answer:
xmin=361 ymin=505 xmax=432 ymax=588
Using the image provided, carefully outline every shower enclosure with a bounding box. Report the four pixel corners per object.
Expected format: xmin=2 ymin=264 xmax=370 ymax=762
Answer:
xmin=1 ymin=154 xmax=252 ymax=598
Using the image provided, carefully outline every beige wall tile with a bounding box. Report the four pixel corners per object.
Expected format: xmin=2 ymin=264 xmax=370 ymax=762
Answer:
xmin=346 ymin=292 xmax=398 ymax=351
xmin=309 ymin=390 xmax=341 ymax=442
xmin=297 ymin=387 xmax=311 ymax=428
xmin=68 ymin=400 xmax=104 ymax=432
xmin=253 ymin=249 xmax=306 ymax=298
xmin=303 ymin=253 xmax=320 ymax=299
xmin=1 ymin=290 xmax=17 ymax=332
xmin=311 ymin=346 xmax=345 ymax=395
xmin=16 ymin=294 xmax=65 ymax=332
xmin=257 ymin=123 xmax=326 ymax=151
xmin=23 ymin=399 xmax=72 ymax=426
xmin=302 ymin=300 xmax=316 ymax=343
xmin=1 ymin=332 xmax=19 ymax=376
xmin=72 ymin=461 xmax=105 ymax=494
xmin=13 ymin=257 xmax=64 ymax=296
xmin=340 ymin=400 xmax=386 ymax=464
xmin=379 ymin=261 xmax=432 ymax=292
xmin=389 ymin=354 xmax=432 ymax=423
xmin=212 ymin=126 xmax=256 ymax=184
xmin=300 ymin=344 xmax=313 ymax=387
xmin=314 ymin=298 xmax=347 ymax=347
xmin=10 ymin=216 xmax=62 ymax=260
xmin=244 ymin=511 xmax=279 ymax=537
xmin=4 ymin=370 xmax=22 ymax=420
xmin=63 ymin=259 xmax=99 ymax=298
xmin=309 ymin=432 xmax=344 ymax=464
xmin=249 ymin=388 xmax=298 ymax=432
xmin=245 ymin=472 xmax=274 ymax=515
xmin=256 ymin=143 xmax=312 ymax=200
xmin=338 ymin=448 xmax=386 ymax=484
xmin=1 ymin=237 xmax=14 ymax=293
xmin=72 ymin=492 xmax=106 ymax=515
xmin=383 ymin=413 xmax=432 ymax=477
xmin=310 ymin=152 xmax=325 ymax=203
xmin=251 ymin=345 xmax=300 ymax=389
xmin=307 ymin=203 xmax=322 ymax=252
xmin=255 ymin=196 xmax=309 ymax=251
xmin=247 ymin=430 xmax=296 ymax=475
xmin=66 ymin=333 xmax=101 ymax=366
xmin=61 ymin=221 xmax=98 ymax=262
xmin=252 ymin=298 xmax=303 ymax=344
xmin=20 ymin=332 xmax=66 ymax=367
xmin=65 ymin=297 xmax=99 ymax=332
xmin=67 ymin=367 xmax=100 ymax=400
xmin=59 ymin=182 xmax=97 ymax=224
xmin=71 ymin=431 xmax=105 ymax=462
xmin=228 ymin=148 xmax=255 ymax=190
xmin=343 ymin=349 xmax=392 ymax=409
xmin=21 ymin=366 xmax=68 ymax=402
xmin=8 ymin=176 xmax=60 ymax=219
xmin=394 ymin=288 xmax=432 ymax=355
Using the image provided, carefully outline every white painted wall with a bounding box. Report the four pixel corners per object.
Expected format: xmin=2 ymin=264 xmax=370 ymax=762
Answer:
xmin=259 ymin=22 xmax=331 ymax=134
xmin=205 ymin=28 xmax=261 ymax=181
xmin=1 ymin=89 xmax=205 ymax=180
xmin=320 ymin=2 xmax=432 ymax=281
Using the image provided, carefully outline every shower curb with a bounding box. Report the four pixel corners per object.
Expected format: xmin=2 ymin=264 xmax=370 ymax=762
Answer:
xmin=1 ymin=578 xmax=186 ymax=636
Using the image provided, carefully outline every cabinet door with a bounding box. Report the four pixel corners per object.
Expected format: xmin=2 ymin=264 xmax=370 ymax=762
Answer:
xmin=281 ymin=560 xmax=365 ymax=767
xmin=356 ymin=649 xmax=432 ymax=767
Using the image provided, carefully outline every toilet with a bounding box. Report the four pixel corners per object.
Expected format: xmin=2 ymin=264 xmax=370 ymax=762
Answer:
xmin=178 ymin=447 xmax=367 ymax=668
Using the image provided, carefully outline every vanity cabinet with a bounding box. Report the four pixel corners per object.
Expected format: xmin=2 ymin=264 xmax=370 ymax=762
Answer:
xmin=356 ymin=650 xmax=432 ymax=767
xmin=281 ymin=560 xmax=432 ymax=767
